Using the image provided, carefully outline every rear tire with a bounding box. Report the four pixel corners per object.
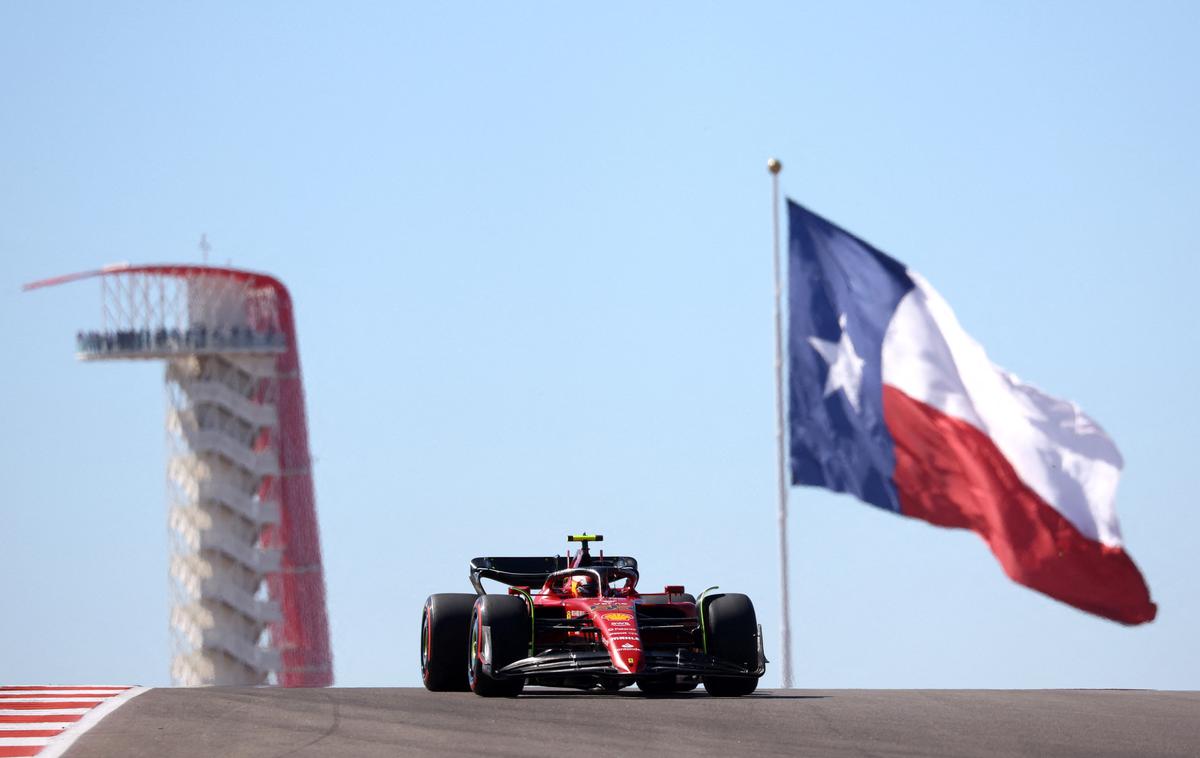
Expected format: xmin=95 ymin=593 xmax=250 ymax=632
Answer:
xmin=701 ymin=593 xmax=760 ymax=697
xmin=421 ymin=593 xmax=476 ymax=692
xmin=468 ymin=595 xmax=528 ymax=697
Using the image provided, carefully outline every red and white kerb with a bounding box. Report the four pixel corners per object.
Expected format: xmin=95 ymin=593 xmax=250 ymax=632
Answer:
xmin=0 ymin=686 xmax=146 ymax=758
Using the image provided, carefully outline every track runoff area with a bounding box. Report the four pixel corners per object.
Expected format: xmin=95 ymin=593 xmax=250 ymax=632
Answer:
xmin=1 ymin=686 xmax=1192 ymax=758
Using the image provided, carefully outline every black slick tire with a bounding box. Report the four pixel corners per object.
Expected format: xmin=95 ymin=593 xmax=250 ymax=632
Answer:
xmin=421 ymin=593 xmax=477 ymax=692
xmin=700 ymin=592 xmax=760 ymax=697
xmin=468 ymin=595 xmax=528 ymax=697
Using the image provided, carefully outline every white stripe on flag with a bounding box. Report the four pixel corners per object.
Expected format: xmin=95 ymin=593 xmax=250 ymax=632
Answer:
xmin=881 ymin=271 xmax=1125 ymax=546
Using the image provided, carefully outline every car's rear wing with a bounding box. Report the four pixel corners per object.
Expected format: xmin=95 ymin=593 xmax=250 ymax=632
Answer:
xmin=469 ymin=555 xmax=639 ymax=595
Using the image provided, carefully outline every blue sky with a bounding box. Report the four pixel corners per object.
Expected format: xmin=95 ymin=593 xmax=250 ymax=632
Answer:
xmin=1 ymin=2 xmax=1197 ymax=689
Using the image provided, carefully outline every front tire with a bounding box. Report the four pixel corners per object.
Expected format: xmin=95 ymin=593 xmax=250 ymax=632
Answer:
xmin=468 ymin=595 xmax=528 ymax=697
xmin=421 ymin=593 xmax=477 ymax=692
xmin=701 ymin=593 xmax=760 ymax=697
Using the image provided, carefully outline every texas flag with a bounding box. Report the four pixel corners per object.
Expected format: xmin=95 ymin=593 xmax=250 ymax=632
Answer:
xmin=787 ymin=200 xmax=1155 ymax=624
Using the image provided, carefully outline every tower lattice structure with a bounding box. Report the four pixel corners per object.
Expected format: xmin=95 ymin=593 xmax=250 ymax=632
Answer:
xmin=26 ymin=264 xmax=333 ymax=687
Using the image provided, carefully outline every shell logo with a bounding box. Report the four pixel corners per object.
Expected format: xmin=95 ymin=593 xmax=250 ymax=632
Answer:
xmin=602 ymin=612 xmax=633 ymax=621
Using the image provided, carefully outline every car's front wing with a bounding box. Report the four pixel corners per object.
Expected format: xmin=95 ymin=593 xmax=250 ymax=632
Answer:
xmin=483 ymin=624 xmax=767 ymax=680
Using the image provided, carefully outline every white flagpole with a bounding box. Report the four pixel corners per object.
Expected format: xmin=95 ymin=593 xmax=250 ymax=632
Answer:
xmin=768 ymin=157 xmax=793 ymax=689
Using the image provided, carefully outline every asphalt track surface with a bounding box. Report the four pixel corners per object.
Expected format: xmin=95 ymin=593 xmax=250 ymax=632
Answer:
xmin=65 ymin=687 xmax=1199 ymax=758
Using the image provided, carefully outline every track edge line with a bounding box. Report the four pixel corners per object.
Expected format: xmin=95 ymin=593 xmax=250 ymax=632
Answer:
xmin=38 ymin=687 xmax=151 ymax=758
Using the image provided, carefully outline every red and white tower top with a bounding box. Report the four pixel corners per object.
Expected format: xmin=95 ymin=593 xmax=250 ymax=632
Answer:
xmin=27 ymin=263 xmax=333 ymax=687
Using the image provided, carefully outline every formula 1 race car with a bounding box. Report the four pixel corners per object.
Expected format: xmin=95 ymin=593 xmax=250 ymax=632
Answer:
xmin=420 ymin=534 xmax=766 ymax=697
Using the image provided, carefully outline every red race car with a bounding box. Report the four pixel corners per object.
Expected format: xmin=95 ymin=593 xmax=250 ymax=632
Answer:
xmin=420 ymin=534 xmax=766 ymax=697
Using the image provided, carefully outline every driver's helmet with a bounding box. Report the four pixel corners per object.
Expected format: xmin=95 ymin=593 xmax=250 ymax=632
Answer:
xmin=567 ymin=575 xmax=597 ymax=598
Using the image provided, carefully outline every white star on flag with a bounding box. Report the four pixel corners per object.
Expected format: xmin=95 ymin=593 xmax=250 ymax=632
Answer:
xmin=808 ymin=313 xmax=865 ymax=413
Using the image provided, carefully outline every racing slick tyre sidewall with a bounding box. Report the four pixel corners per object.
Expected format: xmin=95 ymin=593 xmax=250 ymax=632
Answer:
xmin=700 ymin=593 xmax=760 ymax=697
xmin=421 ymin=593 xmax=477 ymax=692
xmin=468 ymin=595 xmax=528 ymax=697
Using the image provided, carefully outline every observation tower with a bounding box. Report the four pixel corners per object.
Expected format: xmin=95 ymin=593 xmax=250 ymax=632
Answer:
xmin=25 ymin=264 xmax=333 ymax=687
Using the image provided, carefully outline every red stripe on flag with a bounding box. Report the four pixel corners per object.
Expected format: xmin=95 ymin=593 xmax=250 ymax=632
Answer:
xmin=884 ymin=385 xmax=1156 ymax=625
xmin=0 ymin=716 xmax=80 ymax=724
xmin=0 ymin=747 xmax=45 ymax=757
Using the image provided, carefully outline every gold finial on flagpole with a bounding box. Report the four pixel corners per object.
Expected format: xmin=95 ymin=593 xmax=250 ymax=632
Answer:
xmin=768 ymin=157 xmax=783 ymax=174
